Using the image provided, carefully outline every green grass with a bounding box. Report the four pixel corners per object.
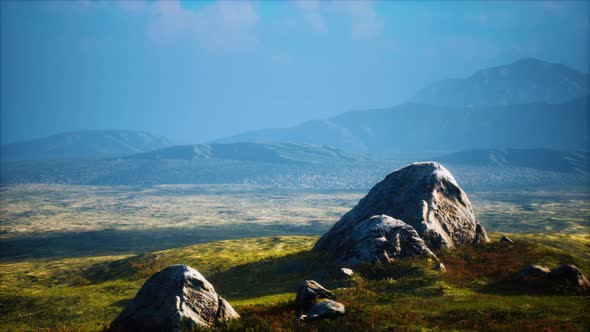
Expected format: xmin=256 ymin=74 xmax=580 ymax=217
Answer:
xmin=1 ymin=234 xmax=589 ymax=331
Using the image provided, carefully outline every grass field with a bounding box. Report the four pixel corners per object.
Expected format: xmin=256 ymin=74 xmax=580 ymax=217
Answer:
xmin=0 ymin=184 xmax=589 ymax=331
xmin=1 ymin=235 xmax=589 ymax=331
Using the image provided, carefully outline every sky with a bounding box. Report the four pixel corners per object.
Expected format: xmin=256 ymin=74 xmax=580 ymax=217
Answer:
xmin=1 ymin=0 xmax=589 ymax=144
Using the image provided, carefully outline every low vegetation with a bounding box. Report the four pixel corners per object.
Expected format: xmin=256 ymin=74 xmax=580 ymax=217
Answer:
xmin=1 ymin=234 xmax=589 ymax=331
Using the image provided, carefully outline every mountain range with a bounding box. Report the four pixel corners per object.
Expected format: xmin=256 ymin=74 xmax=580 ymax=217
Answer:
xmin=1 ymin=130 xmax=172 ymax=161
xmin=217 ymin=96 xmax=589 ymax=154
xmin=1 ymin=58 xmax=588 ymax=188
xmin=217 ymin=58 xmax=589 ymax=154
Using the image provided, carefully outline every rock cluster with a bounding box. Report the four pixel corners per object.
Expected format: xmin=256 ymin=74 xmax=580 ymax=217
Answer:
xmin=295 ymin=280 xmax=345 ymax=321
xmin=313 ymin=162 xmax=488 ymax=266
xmin=110 ymin=265 xmax=239 ymax=332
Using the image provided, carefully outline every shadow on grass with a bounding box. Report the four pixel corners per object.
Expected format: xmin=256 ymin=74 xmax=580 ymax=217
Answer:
xmin=208 ymin=250 xmax=337 ymax=300
xmin=0 ymin=223 xmax=328 ymax=261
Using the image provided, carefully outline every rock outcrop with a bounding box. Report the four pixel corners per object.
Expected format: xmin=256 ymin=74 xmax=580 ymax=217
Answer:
xmin=110 ymin=265 xmax=239 ymax=332
xmin=314 ymin=162 xmax=489 ymax=255
xmin=321 ymin=215 xmax=439 ymax=266
xmin=295 ymin=280 xmax=345 ymax=321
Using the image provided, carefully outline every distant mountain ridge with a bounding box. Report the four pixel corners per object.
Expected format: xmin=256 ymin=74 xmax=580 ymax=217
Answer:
xmin=1 ymin=130 xmax=173 ymax=161
xmin=217 ymin=96 xmax=589 ymax=153
xmin=437 ymin=148 xmax=590 ymax=174
xmin=123 ymin=142 xmax=364 ymax=164
xmin=410 ymin=58 xmax=589 ymax=107
xmin=217 ymin=58 xmax=589 ymax=153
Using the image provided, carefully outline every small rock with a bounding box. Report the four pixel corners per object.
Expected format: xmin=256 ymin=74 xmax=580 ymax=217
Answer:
xmin=515 ymin=264 xmax=551 ymax=280
xmin=550 ymin=265 xmax=590 ymax=289
xmin=300 ymin=299 xmax=345 ymax=321
xmin=340 ymin=268 xmax=354 ymax=277
xmin=500 ymin=235 xmax=514 ymax=244
xmin=434 ymin=262 xmax=446 ymax=272
xmin=295 ymin=280 xmax=336 ymax=316
xmin=110 ymin=265 xmax=238 ymax=332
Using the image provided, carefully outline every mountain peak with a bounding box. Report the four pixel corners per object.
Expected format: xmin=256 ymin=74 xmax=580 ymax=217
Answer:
xmin=411 ymin=58 xmax=589 ymax=108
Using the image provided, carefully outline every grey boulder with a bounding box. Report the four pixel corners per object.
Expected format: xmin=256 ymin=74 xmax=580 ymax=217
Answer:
xmin=515 ymin=264 xmax=589 ymax=292
xmin=515 ymin=264 xmax=552 ymax=280
xmin=314 ymin=162 xmax=489 ymax=252
xmin=295 ymin=280 xmax=335 ymax=316
xmin=550 ymin=265 xmax=590 ymax=289
xmin=295 ymin=280 xmax=344 ymax=321
xmin=322 ymin=215 xmax=439 ymax=266
xmin=300 ymin=299 xmax=345 ymax=322
xmin=110 ymin=264 xmax=239 ymax=332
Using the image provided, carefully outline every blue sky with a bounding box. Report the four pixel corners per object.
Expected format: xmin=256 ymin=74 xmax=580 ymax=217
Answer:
xmin=1 ymin=0 xmax=589 ymax=144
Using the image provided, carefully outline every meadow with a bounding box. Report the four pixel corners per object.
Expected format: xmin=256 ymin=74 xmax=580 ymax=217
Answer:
xmin=0 ymin=184 xmax=589 ymax=331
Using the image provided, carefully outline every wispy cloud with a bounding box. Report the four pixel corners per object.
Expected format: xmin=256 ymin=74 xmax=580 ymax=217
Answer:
xmin=293 ymin=0 xmax=383 ymax=39
xmin=97 ymin=0 xmax=259 ymax=50
xmin=147 ymin=1 xmax=259 ymax=50
xmin=336 ymin=1 xmax=384 ymax=40
xmin=294 ymin=0 xmax=327 ymax=33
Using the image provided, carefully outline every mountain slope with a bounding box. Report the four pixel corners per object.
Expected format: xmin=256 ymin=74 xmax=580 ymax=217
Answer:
xmin=217 ymin=96 xmax=590 ymax=153
xmin=0 ymin=130 xmax=173 ymax=161
xmin=437 ymin=148 xmax=590 ymax=174
xmin=411 ymin=58 xmax=590 ymax=107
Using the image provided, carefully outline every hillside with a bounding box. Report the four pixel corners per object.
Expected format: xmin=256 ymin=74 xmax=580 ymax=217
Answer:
xmin=438 ymin=148 xmax=590 ymax=174
xmin=1 ymin=235 xmax=588 ymax=331
xmin=217 ymin=96 xmax=589 ymax=153
xmin=0 ymin=130 xmax=173 ymax=161
xmin=410 ymin=58 xmax=590 ymax=107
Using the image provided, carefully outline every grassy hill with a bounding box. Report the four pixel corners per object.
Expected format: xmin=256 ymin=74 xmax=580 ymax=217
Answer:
xmin=1 ymin=234 xmax=589 ymax=331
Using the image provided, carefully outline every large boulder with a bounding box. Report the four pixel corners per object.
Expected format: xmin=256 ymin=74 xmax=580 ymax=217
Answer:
xmin=110 ymin=265 xmax=239 ymax=332
xmin=322 ymin=214 xmax=439 ymax=266
xmin=314 ymin=162 xmax=488 ymax=251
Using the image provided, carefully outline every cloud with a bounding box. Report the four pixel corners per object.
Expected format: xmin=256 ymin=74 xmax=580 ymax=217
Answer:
xmin=293 ymin=0 xmax=383 ymax=39
xmin=116 ymin=0 xmax=259 ymax=50
xmin=334 ymin=1 xmax=384 ymax=40
xmin=294 ymin=0 xmax=327 ymax=33
xmin=150 ymin=1 xmax=259 ymax=50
